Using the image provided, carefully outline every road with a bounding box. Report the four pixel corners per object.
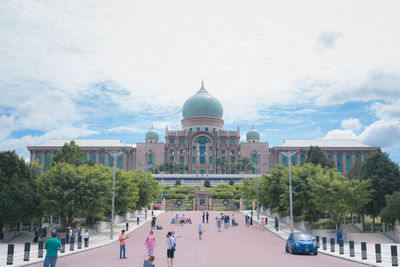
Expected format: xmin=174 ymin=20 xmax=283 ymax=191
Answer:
xmin=27 ymin=211 xmax=364 ymax=267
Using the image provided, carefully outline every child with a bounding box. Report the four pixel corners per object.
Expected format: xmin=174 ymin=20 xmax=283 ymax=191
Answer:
xmin=198 ymin=224 xmax=205 ymax=239
xmin=143 ymin=255 xmax=155 ymax=267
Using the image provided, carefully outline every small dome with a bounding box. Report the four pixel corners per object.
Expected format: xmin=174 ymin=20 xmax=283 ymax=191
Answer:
xmin=246 ymin=126 xmax=260 ymax=139
xmin=182 ymin=81 xmax=223 ymax=119
xmin=145 ymin=126 xmax=159 ymax=140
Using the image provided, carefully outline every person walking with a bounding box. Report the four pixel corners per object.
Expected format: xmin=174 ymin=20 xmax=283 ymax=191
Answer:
xmin=261 ymin=218 xmax=265 ymax=231
xmin=166 ymin=232 xmax=175 ymax=267
xmin=217 ymin=217 xmax=222 ymax=232
xmin=145 ymin=231 xmax=156 ymax=256
xmin=67 ymin=227 xmax=73 ymax=244
xmin=206 ymin=211 xmax=209 ymax=223
xmin=274 ymin=216 xmax=279 ymax=231
xmin=33 ymin=227 xmax=39 ymax=243
xmin=119 ymin=229 xmax=129 ymax=259
xmin=224 ymin=215 xmax=229 ymax=229
xmin=143 ymin=255 xmax=155 ymax=267
xmin=231 ymin=214 xmax=236 ymax=226
xmin=202 ymin=212 xmax=205 ymax=223
xmin=83 ymin=230 xmax=89 ymax=247
xmin=198 ymin=224 xmax=205 ymax=239
xmin=151 ymin=216 xmax=156 ymax=230
xmin=43 ymin=231 xmax=62 ymax=267
xmin=175 ymin=214 xmax=179 ymax=225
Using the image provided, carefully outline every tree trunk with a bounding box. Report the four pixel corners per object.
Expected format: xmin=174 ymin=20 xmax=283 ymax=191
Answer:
xmin=372 ymin=216 xmax=376 ymax=232
xmin=0 ymin=222 xmax=4 ymax=240
xmin=361 ymin=215 xmax=365 ymax=232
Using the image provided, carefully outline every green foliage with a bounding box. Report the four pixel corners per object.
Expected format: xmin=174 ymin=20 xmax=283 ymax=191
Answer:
xmin=38 ymin=163 xmax=111 ymax=224
xmin=0 ymin=151 xmax=41 ymax=226
xmin=361 ymin=149 xmax=400 ymax=218
xmin=210 ymin=184 xmax=236 ymax=199
xmin=311 ymin=220 xmax=335 ymax=229
xmin=51 ymin=140 xmax=85 ymax=166
xmin=346 ymin=161 xmax=364 ymax=180
xmin=381 ymin=192 xmax=400 ymax=224
xmin=306 ymin=146 xmax=333 ymax=168
xmin=129 ymin=170 xmax=159 ymax=209
xmin=229 ymin=178 xmax=234 ymax=186
xmin=259 ymin=166 xmax=287 ymax=210
xmin=241 ymin=177 xmax=257 ymax=200
xmin=162 ymin=185 xmax=196 ymax=200
xmin=204 ymin=178 xmax=211 ymax=188
xmin=175 ymin=179 xmax=181 ymax=186
xmin=151 ymin=162 xmax=188 ymax=174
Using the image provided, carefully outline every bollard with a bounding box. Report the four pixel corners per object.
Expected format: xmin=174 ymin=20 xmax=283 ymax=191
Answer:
xmin=322 ymin=237 xmax=327 ymax=250
xmin=375 ymin=243 xmax=382 ymax=263
xmin=349 ymin=241 xmax=355 ymax=257
xmin=361 ymin=242 xmax=367 ymax=260
xmin=339 ymin=239 xmax=344 ymax=254
xmin=78 ymin=235 xmax=82 ymax=249
xmin=7 ymin=244 xmax=14 ymax=265
xmin=70 ymin=236 xmax=75 ymax=251
xmin=38 ymin=240 xmax=44 ymax=258
xmin=330 ymin=238 xmax=335 ymax=252
xmin=24 ymin=242 xmax=31 ymax=261
xmin=392 ymin=245 xmax=398 ymax=266
xmin=126 ymin=222 xmax=129 ymax=231
xmin=137 ymin=217 xmax=140 ymax=225
xmin=61 ymin=238 xmax=66 ymax=253
xmin=316 ymin=236 xmax=320 ymax=248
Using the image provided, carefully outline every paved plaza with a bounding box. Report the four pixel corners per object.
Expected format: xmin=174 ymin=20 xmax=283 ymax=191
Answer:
xmin=25 ymin=211 xmax=363 ymax=267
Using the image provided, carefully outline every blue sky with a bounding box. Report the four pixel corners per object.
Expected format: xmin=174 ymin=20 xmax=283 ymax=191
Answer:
xmin=0 ymin=0 xmax=400 ymax=164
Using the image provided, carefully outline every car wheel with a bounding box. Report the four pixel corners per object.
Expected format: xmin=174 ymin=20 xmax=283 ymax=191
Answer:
xmin=314 ymin=251 xmax=318 ymax=256
xmin=291 ymin=246 xmax=295 ymax=254
xmin=285 ymin=244 xmax=289 ymax=253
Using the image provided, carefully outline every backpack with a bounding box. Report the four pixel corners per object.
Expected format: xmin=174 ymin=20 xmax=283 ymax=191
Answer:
xmin=156 ymin=224 xmax=163 ymax=230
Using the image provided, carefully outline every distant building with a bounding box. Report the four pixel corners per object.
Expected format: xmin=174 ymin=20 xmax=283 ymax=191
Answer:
xmin=27 ymin=81 xmax=378 ymax=183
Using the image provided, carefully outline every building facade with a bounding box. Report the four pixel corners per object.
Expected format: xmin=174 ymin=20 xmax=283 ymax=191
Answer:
xmin=27 ymin=82 xmax=378 ymax=180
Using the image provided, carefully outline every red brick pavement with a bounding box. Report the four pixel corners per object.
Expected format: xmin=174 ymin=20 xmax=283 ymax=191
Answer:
xmin=27 ymin=211 xmax=363 ymax=267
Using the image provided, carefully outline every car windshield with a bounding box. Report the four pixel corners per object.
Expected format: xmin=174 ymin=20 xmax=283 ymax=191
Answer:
xmin=293 ymin=234 xmax=312 ymax=241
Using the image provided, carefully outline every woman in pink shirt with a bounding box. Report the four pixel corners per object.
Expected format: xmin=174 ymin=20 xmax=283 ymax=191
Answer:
xmin=145 ymin=231 xmax=156 ymax=256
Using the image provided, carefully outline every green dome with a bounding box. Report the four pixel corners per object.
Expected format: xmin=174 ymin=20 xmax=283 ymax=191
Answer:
xmin=246 ymin=126 xmax=260 ymax=139
xmin=182 ymin=82 xmax=223 ymax=119
xmin=145 ymin=127 xmax=159 ymax=139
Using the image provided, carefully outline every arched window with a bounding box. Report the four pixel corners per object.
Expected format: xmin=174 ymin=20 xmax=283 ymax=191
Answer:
xmin=189 ymin=128 xmax=192 ymax=132
xmin=197 ymin=127 xmax=200 ymax=131
xmin=252 ymin=151 xmax=258 ymax=164
xmin=205 ymin=127 xmax=209 ymax=131
xmin=194 ymin=136 xmax=211 ymax=164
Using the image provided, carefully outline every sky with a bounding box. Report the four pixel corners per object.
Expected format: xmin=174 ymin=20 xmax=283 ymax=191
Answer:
xmin=1 ymin=0 xmax=400 ymax=164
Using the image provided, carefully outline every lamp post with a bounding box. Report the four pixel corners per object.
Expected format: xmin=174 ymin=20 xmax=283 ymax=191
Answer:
xmin=103 ymin=150 xmax=123 ymax=240
xmin=160 ymin=171 xmax=164 ymax=210
xmin=280 ymin=151 xmax=297 ymax=233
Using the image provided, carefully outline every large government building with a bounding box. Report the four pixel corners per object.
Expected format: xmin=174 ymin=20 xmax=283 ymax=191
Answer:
xmin=27 ymin=82 xmax=378 ymax=185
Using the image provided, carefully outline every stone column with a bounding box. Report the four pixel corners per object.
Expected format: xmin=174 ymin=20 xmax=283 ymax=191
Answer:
xmin=208 ymin=197 xmax=212 ymax=211
xmin=162 ymin=198 xmax=166 ymax=211
xmin=240 ymin=197 xmax=243 ymax=211
xmin=252 ymin=200 xmax=255 ymax=211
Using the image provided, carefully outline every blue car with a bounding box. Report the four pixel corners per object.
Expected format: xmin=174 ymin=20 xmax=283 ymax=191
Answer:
xmin=285 ymin=233 xmax=318 ymax=255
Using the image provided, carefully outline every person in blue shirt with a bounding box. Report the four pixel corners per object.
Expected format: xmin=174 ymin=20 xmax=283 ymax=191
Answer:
xmin=198 ymin=224 xmax=205 ymax=239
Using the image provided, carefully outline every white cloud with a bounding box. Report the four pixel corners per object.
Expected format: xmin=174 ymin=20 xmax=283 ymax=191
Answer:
xmin=324 ymin=129 xmax=358 ymax=139
xmin=371 ymin=100 xmax=400 ymax=120
xmin=317 ymin=31 xmax=344 ymax=49
xmin=341 ymin=118 xmax=362 ymax=131
xmin=0 ymin=115 xmax=17 ymax=141
xmin=359 ymin=120 xmax=400 ymax=148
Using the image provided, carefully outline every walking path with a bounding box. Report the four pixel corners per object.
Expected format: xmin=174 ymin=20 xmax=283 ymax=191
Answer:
xmin=23 ymin=211 xmax=363 ymax=267
xmin=0 ymin=210 xmax=162 ymax=267
xmin=242 ymin=210 xmax=398 ymax=267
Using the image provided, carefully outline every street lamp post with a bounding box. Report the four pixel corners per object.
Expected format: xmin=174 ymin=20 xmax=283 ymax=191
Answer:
xmin=103 ymin=150 xmax=123 ymax=240
xmin=160 ymin=171 xmax=164 ymax=211
xmin=280 ymin=151 xmax=297 ymax=234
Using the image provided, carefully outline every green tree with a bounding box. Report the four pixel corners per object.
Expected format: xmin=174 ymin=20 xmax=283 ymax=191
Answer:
xmin=309 ymin=168 xmax=371 ymax=231
xmin=306 ymin=146 xmax=333 ymax=168
xmin=52 ymin=140 xmax=85 ymax=166
xmin=175 ymin=179 xmax=181 ymax=186
xmin=0 ymin=151 xmax=40 ymax=238
xmin=210 ymin=184 xmax=236 ymax=199
xmin=204 ymin=178 xmax=211 ymax=188
xmin=259 ymin=167 xmax=286 ymax=210
xmin=381 ymin=192 xmax=400 ymax=224
xmin=38 ymin=163 xmax=111 ymax=225
xmin=361 ymin=149 xmax=400 ymax=228
xmin=229 ymin=178 xmax=234 ymax=186
xmin=346 ymin=161 xmax=364 ymax=180
xmin=241 ymin=177 xmax=257 ymax=201
xmin=130 ymin=170 xmax=159 ymax=209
